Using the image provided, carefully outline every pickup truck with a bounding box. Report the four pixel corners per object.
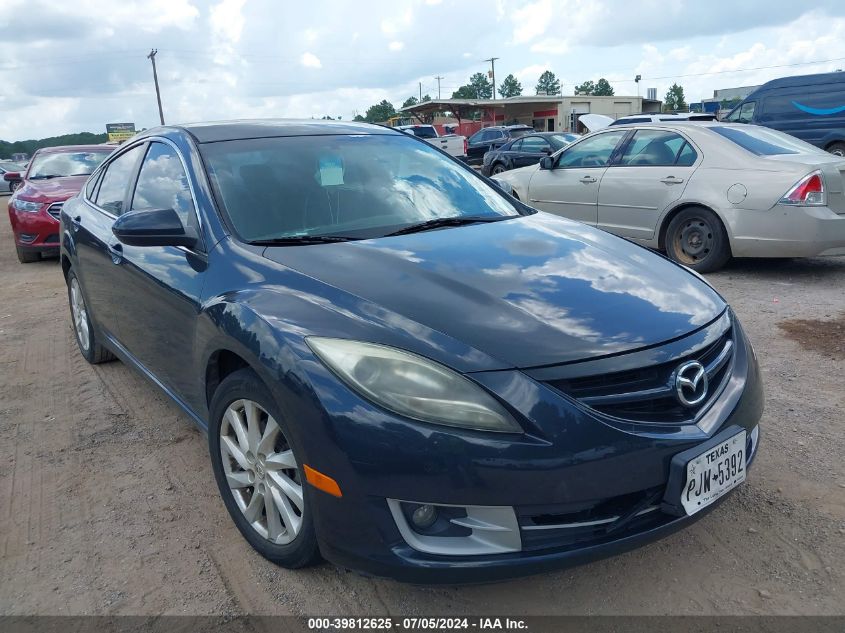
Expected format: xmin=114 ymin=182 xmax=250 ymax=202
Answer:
xmin=396 ymin=125 xmax=468 ymax=161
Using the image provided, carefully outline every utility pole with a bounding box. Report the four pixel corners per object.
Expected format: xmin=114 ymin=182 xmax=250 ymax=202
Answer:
xmin=147 ymin=49 xmax=165 ymax=125
xmin=435 ymin=75 xmax=444 ymax=99
xmin=484 ymin=57 xmax=499 ymax=99
xmin=419 ymin=82 xmax=423 ymax=102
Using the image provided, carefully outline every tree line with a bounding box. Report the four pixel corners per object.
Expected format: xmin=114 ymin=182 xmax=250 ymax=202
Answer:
xmin=0 ymin=132 xmax=109 ymax=160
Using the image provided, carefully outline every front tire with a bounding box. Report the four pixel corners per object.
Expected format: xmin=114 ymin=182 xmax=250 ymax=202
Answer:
xmin=491 ymin=163 xmax=508 ymax=175
xmin=209 ymin=368 xmax=320 ymax=569
xmin=67 ymin=269 xmax=115 ymax=363
xmin=664 ymin=207 xmax=731 ymax=273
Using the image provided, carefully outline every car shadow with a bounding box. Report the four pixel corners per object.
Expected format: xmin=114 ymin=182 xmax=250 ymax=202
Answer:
xmin=712 ymin=256 xmax=845 ymax=278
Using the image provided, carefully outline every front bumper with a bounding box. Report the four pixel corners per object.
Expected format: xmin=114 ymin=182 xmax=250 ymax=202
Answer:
xmin=725 ymin=204 xmax=845 ymax=257
xmin=8 ymin=202 xmax=61 ymax=252
xmin=297 ymin=317 xmax=764 ymax=583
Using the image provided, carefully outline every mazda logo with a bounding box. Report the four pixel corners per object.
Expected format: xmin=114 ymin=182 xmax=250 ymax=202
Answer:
xmin=674 ymin=361 xmax=708 ymax=407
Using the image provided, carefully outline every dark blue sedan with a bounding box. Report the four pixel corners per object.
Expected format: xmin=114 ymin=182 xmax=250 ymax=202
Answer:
xmin=60 ymin=120 xmax=763 ymax=583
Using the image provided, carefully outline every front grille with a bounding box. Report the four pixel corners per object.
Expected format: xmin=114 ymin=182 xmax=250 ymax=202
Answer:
xmin=47 ymin=202 xmax=63 ymax=220
xmin=547 ymin=326 xmax=734 ymax=424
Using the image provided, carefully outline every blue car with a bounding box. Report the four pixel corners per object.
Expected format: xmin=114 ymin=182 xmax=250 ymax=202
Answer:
xmin=60 ymin=120 xmax=763 ymax=583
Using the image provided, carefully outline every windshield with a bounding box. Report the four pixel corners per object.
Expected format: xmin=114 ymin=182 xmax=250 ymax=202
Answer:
xmin=710 ymin=125 xmax=827 ymax=156
xmin=201 ymin=133 xmax=521 ymax=242
xmin=28 ymin=150 xmax=110 ymax=179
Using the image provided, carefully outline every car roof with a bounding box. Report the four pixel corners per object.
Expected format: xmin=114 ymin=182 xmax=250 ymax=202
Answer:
xmin=35 ymin=144 xmax=113 ymax=154
xmin=759 ymin=70 xmax=845 ymax=90
xmin=160 ymin=119 xmax=397 ymax=143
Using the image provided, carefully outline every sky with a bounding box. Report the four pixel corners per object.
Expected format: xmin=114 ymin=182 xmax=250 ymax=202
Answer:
xmin=3 ymin=0 xmax=845 ymax=141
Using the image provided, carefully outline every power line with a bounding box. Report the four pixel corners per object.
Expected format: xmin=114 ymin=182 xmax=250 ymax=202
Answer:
xmin=611 ymin=56 xmax=845 ymax=84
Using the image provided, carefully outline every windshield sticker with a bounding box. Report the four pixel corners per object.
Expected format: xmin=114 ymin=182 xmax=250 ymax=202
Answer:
xmin=319 ymin=155 xmax=344 ymax=186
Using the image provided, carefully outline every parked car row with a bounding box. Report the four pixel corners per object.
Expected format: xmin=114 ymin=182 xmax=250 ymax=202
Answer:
xmin=481 ymin=132 xmax=580 ymax=176
xmin=1 ymin=160 xmax=26 ymax=193
xmin=492 ymin=121 xmax=845 ymax=272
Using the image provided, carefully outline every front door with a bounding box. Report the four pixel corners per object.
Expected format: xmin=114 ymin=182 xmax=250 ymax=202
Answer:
xmin=526 ymin=130 xmax=628 ymax=225
xmin=111 ymin=140 xmax=208 ymax=405
xmin=597 ymin=129 xmax=699 ymax=240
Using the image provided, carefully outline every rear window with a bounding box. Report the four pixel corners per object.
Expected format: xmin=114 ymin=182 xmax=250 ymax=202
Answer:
xmin=710 ymin=126 xmax=824 ymax=156
xmin=405 ymin=126 xmax=437 ymax=139
xmin=508 ymin=128 xmax=534 ymax=138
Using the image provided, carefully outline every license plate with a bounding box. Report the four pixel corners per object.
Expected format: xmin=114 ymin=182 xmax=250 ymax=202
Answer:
xmin=682 ymin=430 xmax=747 ymax=515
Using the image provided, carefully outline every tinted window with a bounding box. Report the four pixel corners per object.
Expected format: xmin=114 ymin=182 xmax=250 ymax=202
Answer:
xmin=557 ymin=131 xmax=628 ymax=168
xmin=508 ymin=139 xmax=523 ymax=152
xmin=509 ymin=128 xmax=534 ymax=138
xmin=710 ymin=126 xmax=825 ymax=155
xmin=520 ymin=136 xmax=551 ymax=153
xmin=406 ymin=126 xmax=437 ymax=139
xmin=28 ymin=150 xmax=109 ymax=179
xmin=618 ymin=130 xmax=692 ymax=166
xmin=468 ymin=131 xmax=484 ymax=143
xmin=201 ymin=134 xmax=520 ymax=242
xmin=131 ymin=142 xmax=196 ymax=228
xmin=609 ymin=117 xmax=651 ymax=126
xmin=727 ymin=101 xmax=756 ymax=123
xmin=95 ymin=145 xmax=145 ymax=215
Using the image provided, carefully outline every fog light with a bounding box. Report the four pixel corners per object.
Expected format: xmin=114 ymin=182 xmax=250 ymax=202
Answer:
xmin=411 ymin=504 xmax=438 ymax=529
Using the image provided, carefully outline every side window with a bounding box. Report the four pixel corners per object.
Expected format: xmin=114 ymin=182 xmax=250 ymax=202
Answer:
xmin=480 ymin=130 xmax=497 ymax=142
xmin=468 ymin=131 xmax=483 ymax=144
xmin=509 ymin=139 xmax=523 ymax=152
xmin=557 ymin=131 xmax=628 ymax=168
xmin=85 ymin=170 xmax=102 ymax=199
xmin=676 ymin=142 xmax=698 ymax=166
xmin=131 ymin=142 xmax=197 ymax=229
xmin=737 ymin=101 xmax=756 ymax=123
xmin=521 ymin=136 xmax=551 ymax=153
xmin=618 ymin=130 xmax=690 ymax=166
xmin=95 ymin=144 xmax=145 ymax=215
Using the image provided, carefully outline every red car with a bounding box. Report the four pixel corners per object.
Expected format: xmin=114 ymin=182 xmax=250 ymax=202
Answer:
xmin=7 ymin=145 xmax=112 ymax=263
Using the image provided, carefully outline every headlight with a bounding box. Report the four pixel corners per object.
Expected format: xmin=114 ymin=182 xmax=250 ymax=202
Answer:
xmin=12 ymin=199 xmax=43 ymax=213
xmin=307 ymin=338 xmax=521 ymax=433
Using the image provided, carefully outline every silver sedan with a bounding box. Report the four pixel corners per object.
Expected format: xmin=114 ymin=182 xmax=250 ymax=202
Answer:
xmin=492 ymin=122 xmax=845 ymax=272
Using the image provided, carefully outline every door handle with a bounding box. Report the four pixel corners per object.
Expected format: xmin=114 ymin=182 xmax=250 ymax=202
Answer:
xmin=579 ymin=176 xmax=597 ymax=184
xmin=108 ymin=242 xmax=123 ymax=264
xmin=661 ymin=176 xmax=684 ymax=184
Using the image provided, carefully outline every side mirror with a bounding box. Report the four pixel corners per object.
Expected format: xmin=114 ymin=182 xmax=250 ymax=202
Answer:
xmin=3 ymin=171 xmax=21 ymax=182
xmin=112 ymin=208 xmax=197 ymax=248
xmin=539 ymin=156 xmax=554 ymax=170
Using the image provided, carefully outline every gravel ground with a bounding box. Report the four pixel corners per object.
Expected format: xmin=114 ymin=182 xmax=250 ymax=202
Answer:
xmin=0 ymin=196 xmax=843 ymax=616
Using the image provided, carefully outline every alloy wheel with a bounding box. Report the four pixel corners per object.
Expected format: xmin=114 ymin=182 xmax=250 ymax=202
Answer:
xmin=674 ymin=217 xmax=714 ymax=266
xmin=220 ymin=399 xmax=304 ymax=545
xmin=492 ymin=164 xmax=507 ymax=175
xmin=70 ymin=277 xmax=90 ymax=352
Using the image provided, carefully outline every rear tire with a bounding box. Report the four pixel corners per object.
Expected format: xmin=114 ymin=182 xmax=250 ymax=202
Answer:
xmin=827 ymin=142 xmax=845 ymax=157
xmin=67 ymin=269 xmax=115 ymax=364
xmin=209 ymin=368 xmax=321 ymax=569
xmin=491 ymin=163 xmax=508 ymax=175
xmin=16 ymin=245 xmax=40 ymax=263
xmin=9 ymin=181 xmax=20 ymax=193
xmin=664 ymin=207 xmax=731 ymax=273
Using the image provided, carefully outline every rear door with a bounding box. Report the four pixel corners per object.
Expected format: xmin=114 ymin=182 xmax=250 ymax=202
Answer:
xmin=597 ymin=129 xmax=699 ymax=240
xmin=72 ymin=143 xmax=146 ymax=342
xmin=527 ymin=129 xmax=628 ymax=225
xmin=108 ymin=140 xmax=207 ymax=402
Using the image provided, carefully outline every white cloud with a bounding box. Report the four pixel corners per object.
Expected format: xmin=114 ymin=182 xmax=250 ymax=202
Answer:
xmin=380 ymin=8 xmax=413 ymax=36
xmin=300 ymin=52 xmax=322 ymax=69
xmin=209 ymin=0 xmax=245 ymax=42
xmin=303 ymin=28 xmax=318 ymax=42
xmin=530 ymin=38 xmax=569 ymax=55
xmin=389 ymin=41 xmax=404 ymax=51
xmin=510 ymin=0 xmax=551 ymax=44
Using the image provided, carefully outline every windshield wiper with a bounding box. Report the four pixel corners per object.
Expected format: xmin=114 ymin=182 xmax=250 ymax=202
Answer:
xmin=250 ymin=234 xmax=361 ymax=246
xmin=384 ymin=215 xmax=508 ymax=237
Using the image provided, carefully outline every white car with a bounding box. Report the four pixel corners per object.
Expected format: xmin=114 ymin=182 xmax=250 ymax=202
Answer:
xmin=492 ymin=122 xmax=845 ymax=272
xmin=396 ymin=124 xmax=467 ymax=161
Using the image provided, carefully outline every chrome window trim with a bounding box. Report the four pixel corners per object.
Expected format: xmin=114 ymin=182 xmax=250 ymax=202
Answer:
xmin=81 ymin=136 xmax=206 ymax=256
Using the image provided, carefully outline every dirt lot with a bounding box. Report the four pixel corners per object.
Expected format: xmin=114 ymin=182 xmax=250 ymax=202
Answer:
xmin=0 ymin=196 xmax=843 ymax=616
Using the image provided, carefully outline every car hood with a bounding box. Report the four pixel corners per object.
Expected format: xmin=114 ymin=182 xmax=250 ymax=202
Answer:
xmin=262 ymin=213 xmax=725 ymax=369
xmin=17 ymin=175 xmax=88 ymax=201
